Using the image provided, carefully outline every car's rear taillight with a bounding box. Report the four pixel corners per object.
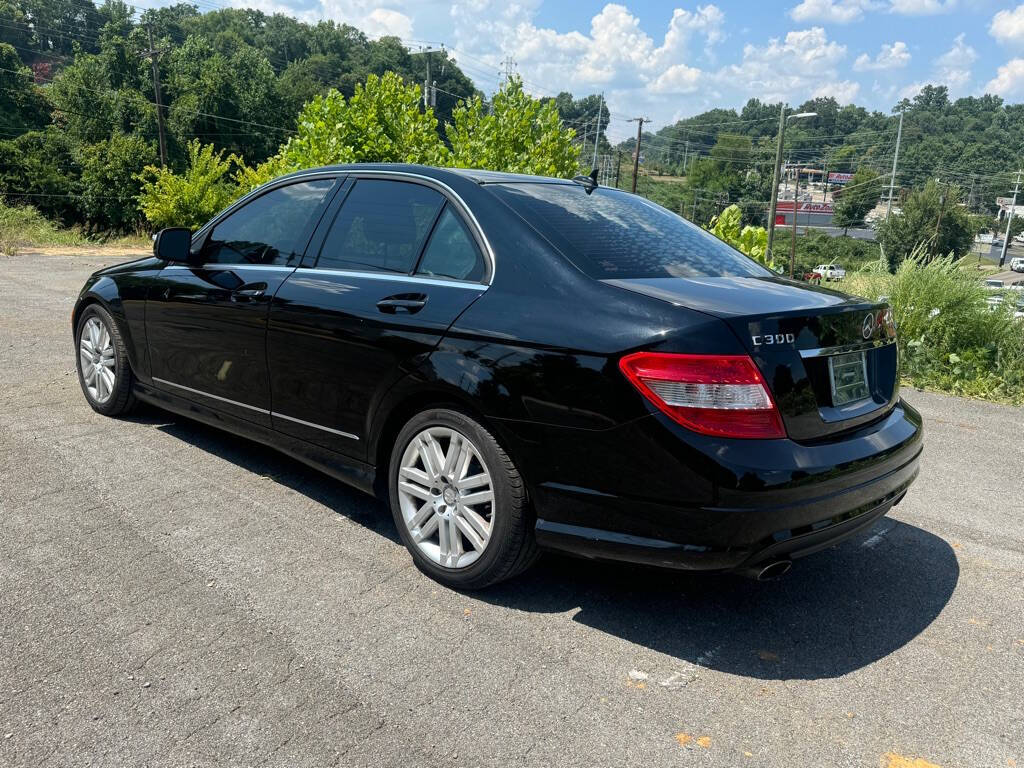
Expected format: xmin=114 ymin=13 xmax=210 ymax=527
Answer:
xmin=619 ymin=352 xmax=786 ymax=439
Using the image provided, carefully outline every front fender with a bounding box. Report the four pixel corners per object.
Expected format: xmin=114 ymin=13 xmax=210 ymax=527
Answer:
xmin=72 ymin=274 xmax=151 ymax=382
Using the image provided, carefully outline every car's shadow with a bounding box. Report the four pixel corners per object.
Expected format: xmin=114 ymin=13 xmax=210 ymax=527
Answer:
xmin=129 ymin=405 xmax=958 ymax=681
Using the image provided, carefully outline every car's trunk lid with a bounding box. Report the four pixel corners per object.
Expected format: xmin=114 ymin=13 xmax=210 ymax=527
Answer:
xmin=605 ymin=276 xmax=899 ymax=441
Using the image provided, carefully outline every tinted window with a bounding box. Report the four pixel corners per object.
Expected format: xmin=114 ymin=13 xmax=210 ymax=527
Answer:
xmin=202 ymin=179 xmax=334 ymax=266
xmin=491 ymin=183 xmax=771 ymax=279
xmin=416 ymin=206 xmax=485 ymax=282
xmin=317 ymin=180 xmax=444 ymax=273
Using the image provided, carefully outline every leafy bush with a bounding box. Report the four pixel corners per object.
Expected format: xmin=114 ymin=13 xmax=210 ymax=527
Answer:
xmin=446 ymin=77 xmax=580 ymax=178
xmin=138 ymin=140 xmax=242 ymax=230
xmin=844 ymin=249 xmax=1024 ymax=404
xmin=707 ymin=204 xmax=773 ymax=268
xmin=78 ymin=133 xmax=157 ymax=233
xmin=0 ymin=201 xmax=86 ymax=255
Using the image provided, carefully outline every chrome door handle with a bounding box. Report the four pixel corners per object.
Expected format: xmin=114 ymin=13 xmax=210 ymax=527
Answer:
xmin=231 ymin=283 xmax=268 ymax=301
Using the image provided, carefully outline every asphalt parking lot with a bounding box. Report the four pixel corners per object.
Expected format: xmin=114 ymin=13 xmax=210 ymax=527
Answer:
xmin=1 ymin=249 xmax=1022 ymax=768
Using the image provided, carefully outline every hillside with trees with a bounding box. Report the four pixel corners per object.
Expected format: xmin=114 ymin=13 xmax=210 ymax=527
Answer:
xmin=622 ymin=88 xmax=1024 ymax=229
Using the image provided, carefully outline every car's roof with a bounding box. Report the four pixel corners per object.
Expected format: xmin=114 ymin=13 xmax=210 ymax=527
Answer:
xmin=276 ymin=163 xmax=578 ymax=187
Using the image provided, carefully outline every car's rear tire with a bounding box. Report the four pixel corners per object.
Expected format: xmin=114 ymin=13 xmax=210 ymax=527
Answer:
xmin=388 ymin=407 xmax=538 ymax=589
xmin=75 ymin=304 xmax=136 ymax=417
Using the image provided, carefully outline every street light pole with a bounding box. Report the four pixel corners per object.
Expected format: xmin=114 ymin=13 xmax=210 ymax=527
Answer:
xmin=767 ymin=109 xmax=816 ymax=263
xmin=999 ymin=169 xmax=1022 ymax=268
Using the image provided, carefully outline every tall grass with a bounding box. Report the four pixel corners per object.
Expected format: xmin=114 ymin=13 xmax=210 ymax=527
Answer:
xmin=844 ymin=249 xmax=1024 ymax=405
xmin=0 ymin=201 xmax=149 ymax=255
xmin=0 ymin=202 xmax=87 ymax=255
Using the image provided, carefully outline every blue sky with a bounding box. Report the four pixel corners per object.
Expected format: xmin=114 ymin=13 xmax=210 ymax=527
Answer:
xmin=216 ymin=0 xmax=1024 ymax=136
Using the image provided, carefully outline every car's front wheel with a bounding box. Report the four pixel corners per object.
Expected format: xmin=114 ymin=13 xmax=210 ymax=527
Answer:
xmin=388 ymin=408 xmax=538 ymax=589
xmin=75 ymin=304 xmax=136 ymax=416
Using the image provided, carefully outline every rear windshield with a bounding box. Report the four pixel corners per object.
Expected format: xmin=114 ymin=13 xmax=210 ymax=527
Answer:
xmin=490 ymin=183 xmax=771 ymax=280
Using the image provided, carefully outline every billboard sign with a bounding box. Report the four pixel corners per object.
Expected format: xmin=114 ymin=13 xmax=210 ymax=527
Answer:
xmin=828 ymin=172 xmax=854 ymax=185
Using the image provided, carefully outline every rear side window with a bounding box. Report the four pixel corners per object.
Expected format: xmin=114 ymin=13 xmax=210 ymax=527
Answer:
xmin=416 ymin=206 xmax=485 ymax=282
xmin=317 ymin=179 xmax=444 ymax=273
xmin=201 ymin=179 xmax=335 ymax=266
xmin=490 ymin=183 xmax=770 ymax=279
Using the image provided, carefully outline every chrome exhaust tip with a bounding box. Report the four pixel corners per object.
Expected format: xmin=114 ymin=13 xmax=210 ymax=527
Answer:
xmin=739 ymin=559 xmax=793 ymax=581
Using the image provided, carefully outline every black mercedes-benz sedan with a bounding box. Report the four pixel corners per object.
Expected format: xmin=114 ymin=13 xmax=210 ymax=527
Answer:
xmin=72 ymin=164 xmax=922 ymax=588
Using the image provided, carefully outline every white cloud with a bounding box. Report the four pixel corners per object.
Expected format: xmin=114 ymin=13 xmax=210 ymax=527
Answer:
xmin=985 ymin=57 xmax=1024 ymax=95
xmin=853 ymin=41 xmax=911 ymax=70
xmin=813 ymin=79 xmax=861 ymax=102
xmin=315 ymin=0 xmax=415 ymax=38
xmin=888 ymin=0 xmax=956 ymax=15
xmin=898 ymin=80 xmax=927 ymax=99
xmin=934 ymin=33 xmax=976 ymax=90
xmin=790 ymin=0 xmax=874 ymax=23
xmin=990 ymin=5 xmax=1024 ymax=44
xmin=717 ymin=27 xmax=847 ymax=103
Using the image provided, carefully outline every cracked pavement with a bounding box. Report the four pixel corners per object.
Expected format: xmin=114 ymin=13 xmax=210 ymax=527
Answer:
xmin=1 ymin=248 xmax=1022 ymax=767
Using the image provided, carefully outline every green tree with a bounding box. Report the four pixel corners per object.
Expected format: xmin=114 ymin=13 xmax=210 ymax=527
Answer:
xmin=79 ymin=133 xmax=156 ymax=232
xmin=446 ymin=76 xmax=580 ymax=177
xmin=876 ymin=179 xmax=974 ymax=270
xmin=707 ymin=204 xmax=773 ymax=269
xmin=138 ymin=139 xmax=240 ymax=230
xmin=0 ymin=43 xmax=48 ymax=135
xmin=832 ymin=166 xmax=881 ymax=233
xmin=240 ymin=71 xmax=448 ymax=188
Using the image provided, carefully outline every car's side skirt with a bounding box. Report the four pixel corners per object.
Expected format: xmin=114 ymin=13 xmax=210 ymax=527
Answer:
xmin=133 ymin=382 xmax=378 ymax=497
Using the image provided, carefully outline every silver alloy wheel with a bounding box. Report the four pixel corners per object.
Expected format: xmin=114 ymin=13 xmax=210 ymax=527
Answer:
xmin=79 ymin=316 xmax=116 ymax=404
xmin=397 ymin=426 xmax=495 ymax=569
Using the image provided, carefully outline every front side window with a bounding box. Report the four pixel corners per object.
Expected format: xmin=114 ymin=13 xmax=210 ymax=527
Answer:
xmin=201 ymin=179 xmax=335 ymax=266
xmin=317 ymin=180 xmax=444 ymax=273
xmin=416 ymin=206 xmax=485 ymax=282
xmin=490 ymin=183 xmax=771 ymax=280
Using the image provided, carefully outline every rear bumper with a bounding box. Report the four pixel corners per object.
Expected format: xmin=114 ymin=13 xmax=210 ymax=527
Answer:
xmin=508 ymin=399 xmax=923 ymax=572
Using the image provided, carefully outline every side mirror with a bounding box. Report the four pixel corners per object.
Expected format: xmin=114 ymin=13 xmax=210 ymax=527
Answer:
xmin=154 ymin=227 xmax=192 ymax=263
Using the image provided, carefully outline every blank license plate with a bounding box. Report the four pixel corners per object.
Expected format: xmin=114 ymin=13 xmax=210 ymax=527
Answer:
xmin=828 ymin=351 xmax=870 ymax=406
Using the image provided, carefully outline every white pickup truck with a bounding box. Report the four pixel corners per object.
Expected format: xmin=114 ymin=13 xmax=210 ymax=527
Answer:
xmin=813 ymin=264 xmax=847 ymax=281
xmin=1010 ymin=257 xmax=1024 ymax=273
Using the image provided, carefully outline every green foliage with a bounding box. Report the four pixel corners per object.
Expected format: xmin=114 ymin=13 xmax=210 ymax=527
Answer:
xmin=0 ymin=127 xmax=79 ymax=224
xmin=0 ymin=43 xmax=48 ymax=134
xmin=0 ymin=199 xmax=86 ymax=255
xmin=832 ymin=166 xmax=881 ymax=230
xmin=78 ymin=133 xmax=156 ymax=232
xmin=876 ymin=179 xmax=975 ymax=270
xmin=792 ymin=230 xmax=882 ymax=276
xmin=707 ymin=204 xmax=773 ymax=268
xmin=239 ymin=72 xmax=448 ymax=190
xmin=138 ymin=139 xmax=241 ymax=230
xmin=843 ymin=249 xmax=1024 ymax=405
xmin=447 ymin=77 xmax=581 ymax=178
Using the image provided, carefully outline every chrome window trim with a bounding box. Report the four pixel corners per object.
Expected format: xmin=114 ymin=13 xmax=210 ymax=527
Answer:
xmin=799 ymin=338 xmax=896 ymax=359
xmin=272 ymin=411 xmax=359 ymax=440
xmin=293 ymin=267 xmax=488 ymax=291
xmin=162 ymin=264 xmax=298 ymax=273
xmin=343 ymin=170 xmax=495 ymax=286
xmin=152 ymin=377 xmax=360 ymax=440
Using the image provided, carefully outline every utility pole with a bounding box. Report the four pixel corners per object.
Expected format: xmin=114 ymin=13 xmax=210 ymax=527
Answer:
xmin=614 ymin=150 xmax=621 ymax=189
xmin=629 ymin=117 xmax=646 ymax=194
xmin=999 ymin=169 xmax=1022 ymax=268
xmin=933 ymin=178 xmax=947 ymax=255
xmin=885 ymin=106 xmax=905 ymax=222
xmin=592 ymin=93 xmax=603 ymax=170
xmin=142 ymin=26 xmax=167 ymax=168
xmin=789 ymin=166 xmax=801 ymax=278
xmin=766 ymin=104 xmax=787 ymax=261
xmin=691 ymin=195 xmax=698 ymax=222
xmin=682 ymin=140 xmax=689 ymax=175
xmin=411 ymin=47 xmax=437 ymax=108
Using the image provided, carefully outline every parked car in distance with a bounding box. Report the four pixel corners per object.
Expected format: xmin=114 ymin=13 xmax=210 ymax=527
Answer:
xmin=814 ymin=263 xmax=846 ymax=281
xmin=72 ymin=164 xmax=922 ymax=588
xmin=1010 ymin=257 xmax=1024 ymax=273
